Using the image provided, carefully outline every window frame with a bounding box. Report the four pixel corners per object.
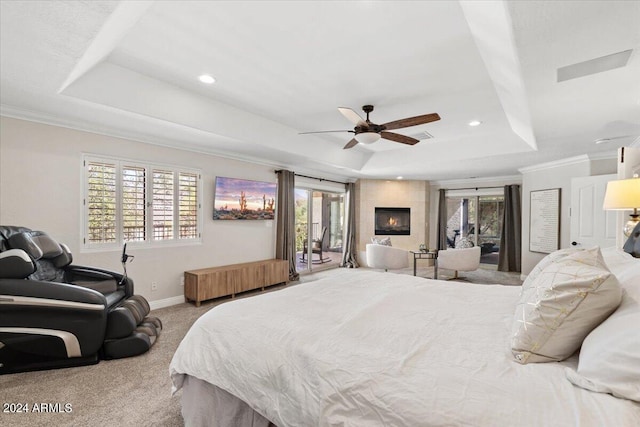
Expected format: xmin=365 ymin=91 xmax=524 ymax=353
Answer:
xmin=82 ymin=154 xmax=202 ymax=251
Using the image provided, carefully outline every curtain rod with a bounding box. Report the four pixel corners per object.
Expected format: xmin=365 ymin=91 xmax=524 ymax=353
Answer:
xmin=275 ymin=170 xmax=346 ymax=185
xmin=445 ymin=185 xmax=507 ymax=191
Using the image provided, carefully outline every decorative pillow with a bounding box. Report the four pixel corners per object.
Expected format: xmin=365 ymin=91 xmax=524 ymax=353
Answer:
xmin=455 ymin=237 xmax=474 ymax=249
xmin=520 ymin=247 xmax=580 ymax=293
xmin=623 ymin=221 xmax=640 ymax=258
xmin=565 ymin=258 xmax=640 ymax=401
xmin=511 ymin=247 xmax=622 ymax=364
xmin=371 ymin=236 xmax=392 ymax=246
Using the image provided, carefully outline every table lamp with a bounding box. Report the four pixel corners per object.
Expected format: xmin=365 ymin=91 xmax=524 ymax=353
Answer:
xmin=603 ymin=176 xmax=640 ymax=237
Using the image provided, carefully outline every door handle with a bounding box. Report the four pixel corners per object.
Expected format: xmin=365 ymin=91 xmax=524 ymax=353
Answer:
xmin=571 ymin=241 xmax=579 ymax=246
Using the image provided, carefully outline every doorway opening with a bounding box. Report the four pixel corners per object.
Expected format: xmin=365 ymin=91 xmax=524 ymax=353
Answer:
xmin=295 ymin=188 xmax=344 ymax=273
xmin=445 ymin=195 xmax=504 ymax=265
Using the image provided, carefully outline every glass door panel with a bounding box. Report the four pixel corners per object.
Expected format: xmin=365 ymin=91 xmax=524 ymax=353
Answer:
xmin=328 ymin=195 xmax=344 ymax=253
xmin=445 ymin=197 xmax=476 ymax=248
xmin=295 ymin=189 xmax=310 ymax=272
xmin=445 ymin=194 xmax=503 ymax=265
xmin=295 ymin=188 xmax=344 ymax=273
xmin=477 ymin=196 xmax=503 ymax=265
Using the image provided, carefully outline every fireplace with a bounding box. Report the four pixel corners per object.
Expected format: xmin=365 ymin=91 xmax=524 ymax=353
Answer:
xmin=375 ymin=207 xmax=410 ymax=235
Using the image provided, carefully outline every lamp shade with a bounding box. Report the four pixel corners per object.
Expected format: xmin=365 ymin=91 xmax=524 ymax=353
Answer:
xmin=603 ymin=178 xmax=640 ymax=210
xmin=354 ymin=132 xmax=381 ymax=144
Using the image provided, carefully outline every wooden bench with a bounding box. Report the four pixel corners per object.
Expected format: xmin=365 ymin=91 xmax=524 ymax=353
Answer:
xmin=184 ymin=259 xmax=289 ymax=306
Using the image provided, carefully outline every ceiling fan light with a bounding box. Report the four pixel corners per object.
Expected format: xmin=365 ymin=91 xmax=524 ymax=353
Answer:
xmin=355 ymin=132 xmax=381 ymax=144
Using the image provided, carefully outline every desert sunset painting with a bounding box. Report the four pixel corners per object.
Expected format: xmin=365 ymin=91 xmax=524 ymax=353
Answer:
xmin=213 ymin=176 xmax=277 ymax=220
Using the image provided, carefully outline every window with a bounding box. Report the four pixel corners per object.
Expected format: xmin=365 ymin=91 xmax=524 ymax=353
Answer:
xmin=122 ymin=165 xmax=146 ymax=242
xmin=152 ymin=169 xmax=174 ymax=240
xmin=83 ymin=156 xmax=201 ymax=249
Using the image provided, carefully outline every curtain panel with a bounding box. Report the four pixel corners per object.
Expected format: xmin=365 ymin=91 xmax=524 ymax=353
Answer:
xmin=498 ymin=184 xmax=522 ymax=272
xmin=340 ymin=182 xmax=359 ymax=268
xmin=275 ymin=170 xmax=299 ymax=281
xmin=436 ymin=189 xmax=448 ymax=250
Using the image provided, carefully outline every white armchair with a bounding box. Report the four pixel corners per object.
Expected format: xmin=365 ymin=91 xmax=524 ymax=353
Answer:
xmin=437 ymin=246 xmax=481 ymax=279
xmin=366 ymin=244 xmax=409 ymax=271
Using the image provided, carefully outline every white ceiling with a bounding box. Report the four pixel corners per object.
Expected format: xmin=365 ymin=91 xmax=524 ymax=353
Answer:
xmin=1 ymin=0 xmax=639 ymax=181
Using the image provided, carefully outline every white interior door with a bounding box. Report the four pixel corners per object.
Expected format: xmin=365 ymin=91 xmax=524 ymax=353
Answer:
xmin=570 ymin=174 xmax=617 ymax=249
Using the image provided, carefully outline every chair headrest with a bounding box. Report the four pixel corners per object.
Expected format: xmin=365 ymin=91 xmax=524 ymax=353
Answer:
xmin=8 ymin=231 xmax=63 ymax=260
xmin=0 ymin=249 xmax=36 ymax=279
xmin=53 ymin=243 xmax=73 ymax=268
xmin=0 ymin=225 xmax=33 ymax=251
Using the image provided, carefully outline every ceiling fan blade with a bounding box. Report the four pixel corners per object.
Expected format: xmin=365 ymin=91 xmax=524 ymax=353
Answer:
xmin=299 ymin=130 xmax=353 ymax=135
xmin=382 ymin=113 xmax=441 ymax=131
xmin=343 ymin=138 xmax=359 ymax=149
xmin=380 ymin=131 xmax=420 ymax=145
xmin=338 ymin=107 xmax=366 ymax=126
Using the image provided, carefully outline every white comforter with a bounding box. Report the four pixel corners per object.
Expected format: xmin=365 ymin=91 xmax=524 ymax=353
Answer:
xmin=170 ymin=269 xmax=640 ymax=426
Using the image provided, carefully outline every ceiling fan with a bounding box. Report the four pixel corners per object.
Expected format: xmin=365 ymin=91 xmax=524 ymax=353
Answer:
xmin=300 ymin=105 xmax=440 ymax=149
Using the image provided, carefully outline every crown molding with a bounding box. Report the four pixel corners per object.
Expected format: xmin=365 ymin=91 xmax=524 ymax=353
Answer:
xmin=430 ymin=175 xmax=522 ymax=188
xmin=587 ymin=151 xmax=618 ymax=161
xmin=0 ymin=104 xmax=354 ymax=183
xmin=518 ymin=152 xmax=617 ymax=173
xmin=518 ymin=154 xmax=589 ymax=173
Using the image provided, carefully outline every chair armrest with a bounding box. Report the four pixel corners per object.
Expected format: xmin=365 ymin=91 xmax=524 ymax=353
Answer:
xmin=0 ymin=278 xmax=107 ymax=306
xmin=366 ymin=244 xmax=410 ymax=269
xmin=66 ymin=264 xmax=134 ymax=297
xmin=0 ymin=279 xmax=108 ymax=356
xmin=437 ymin=247 xmax=481 ymax=271
xmin=64 ymin=267 xmax=119 ymax=294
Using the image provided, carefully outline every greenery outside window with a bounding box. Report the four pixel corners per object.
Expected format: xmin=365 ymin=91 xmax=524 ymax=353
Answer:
xmin=83 ymin=155 xmax=201 ymax=250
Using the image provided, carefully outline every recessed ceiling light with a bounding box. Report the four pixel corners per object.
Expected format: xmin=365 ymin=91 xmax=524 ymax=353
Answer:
xmin=198 ymin=74 xmax=215 ymax=84
xmin=468 ymin=120 xmax=482 ymax=127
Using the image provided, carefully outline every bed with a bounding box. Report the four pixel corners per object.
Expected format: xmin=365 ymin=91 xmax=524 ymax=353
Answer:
xmin=170 ymin=247 xmax=640 ymax=426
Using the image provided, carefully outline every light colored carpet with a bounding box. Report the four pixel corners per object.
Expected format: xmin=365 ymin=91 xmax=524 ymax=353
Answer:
xmin=0 ymin=266 xmax=520 ymax=426
xmin=384 ymin=263 xmax=523 ymax=286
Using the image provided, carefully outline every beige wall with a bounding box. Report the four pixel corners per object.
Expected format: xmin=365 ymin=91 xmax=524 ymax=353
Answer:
xmin=0 ymin=117 xmax=277 ymax=305
xmin=520 ymin=156 xmax=617 ymax=275
xmin=355 ymin=179 xmax=429 ymax=265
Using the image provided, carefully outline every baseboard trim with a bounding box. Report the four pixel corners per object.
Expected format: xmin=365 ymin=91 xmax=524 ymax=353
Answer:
xmin=149 ymin=295 xmax=185 ymax=311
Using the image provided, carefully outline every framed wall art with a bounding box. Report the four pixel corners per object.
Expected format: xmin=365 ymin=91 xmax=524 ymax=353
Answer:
xmin=529 ymin=188 xmax=561 ymax=253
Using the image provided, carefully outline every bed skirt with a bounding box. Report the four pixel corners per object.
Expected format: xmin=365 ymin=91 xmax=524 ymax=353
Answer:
xmin=181 ymin=375 xmax=276 ymax=427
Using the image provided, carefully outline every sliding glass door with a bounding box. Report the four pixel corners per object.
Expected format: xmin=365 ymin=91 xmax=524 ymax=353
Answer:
xmin=295 ymin=188 xmax=344 ymax=273
xmin=445 ymin=194 xmax=504 ymax=265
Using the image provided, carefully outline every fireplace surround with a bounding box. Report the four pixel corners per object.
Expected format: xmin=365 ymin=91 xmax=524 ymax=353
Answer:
xmin=375 ymin=207 xmax=410 ymax=235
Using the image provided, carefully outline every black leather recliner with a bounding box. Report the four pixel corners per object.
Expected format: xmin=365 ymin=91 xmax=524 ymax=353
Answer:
xmin=0 ymin=226 xmax=161 ymax=374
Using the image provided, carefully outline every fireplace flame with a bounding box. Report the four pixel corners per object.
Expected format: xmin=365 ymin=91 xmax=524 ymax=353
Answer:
xmin=388 ymin=217 xmax=397 ymax=226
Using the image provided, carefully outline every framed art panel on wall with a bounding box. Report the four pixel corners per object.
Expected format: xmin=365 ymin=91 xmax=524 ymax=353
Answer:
xmin=529 ymin=188 xmax=561 ymax=254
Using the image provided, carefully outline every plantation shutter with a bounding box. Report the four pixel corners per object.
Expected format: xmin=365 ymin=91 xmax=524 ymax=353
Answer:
xmin=178 ymin=172 xmax=199 ymax=239
xmin=86 ymin=161 xmax=117 ymax=243
xmin=152 ymin=169 xmax=174 ymax=240
xmin=122 ymin=165 xmax=146 ymax=242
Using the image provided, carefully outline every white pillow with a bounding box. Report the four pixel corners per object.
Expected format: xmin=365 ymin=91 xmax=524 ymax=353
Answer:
xmin=565 ymin=257 xmax=640 ymax=401
xmin=511 ymin=247 xmax=623 ymax=364
xmin=601 ymin=246 xmax=635 ymax=276
xmin=371 ymin=236 xmax=392 ymax=246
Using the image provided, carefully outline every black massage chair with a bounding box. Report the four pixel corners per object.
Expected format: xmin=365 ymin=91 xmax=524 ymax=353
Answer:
xmin=0 ymin=226 xmax=161 ymax=374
